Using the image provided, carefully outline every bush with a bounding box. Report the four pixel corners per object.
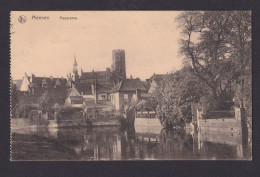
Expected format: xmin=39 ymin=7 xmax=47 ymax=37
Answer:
xmin=13 ymin=104 xmax=39 ymax=118
xmin=56 ymin=105 xmax=82 ymax=114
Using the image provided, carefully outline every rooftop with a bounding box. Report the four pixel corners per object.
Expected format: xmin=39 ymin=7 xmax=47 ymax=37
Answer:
xmin=111 ymin=78 xmax=146 ymax=92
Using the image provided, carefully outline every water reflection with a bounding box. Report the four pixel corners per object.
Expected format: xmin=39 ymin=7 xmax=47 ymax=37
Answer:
xmin=11 ymin=125 xmax=251 ymax=160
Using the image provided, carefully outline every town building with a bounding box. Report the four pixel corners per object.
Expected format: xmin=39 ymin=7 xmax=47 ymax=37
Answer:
xmin=14 ymin=49 xmax=160 ymax=113
xmin=110 ymin=78 xmax=147 ymax=113
xmin=65 ymin=87 xmax=84 ymax=107
xmin=68 ymin=49 xmax=127 ymax=104
xmin=13 ymin=73 xmax=68 ymax=107
xmin=17 ymin=72 xmax=67 ymax=95
xmin=147 ymin=73 xmax=167 ymax=94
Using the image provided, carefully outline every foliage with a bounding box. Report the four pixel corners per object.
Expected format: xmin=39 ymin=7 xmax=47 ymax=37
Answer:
xmin=38 ymin=89 xmax=67 ymax=109
xmin=11 ymin=83 xmax=19 ymax=117
xmin=13 ymin=104 xmax=39 ymax=118
xmin=28 ymin=110 xmax=49 ymax=126
xmin=176 ymin=11 xmax=251 ymax=109
xmin=56 ymin=105 xmax=82 ymax=114
xmin=135 ymin=97 xmax=158 ymax=112
xmin=156 ymin=67 xmax=205 ymax=128
xmin=38 ymin=90 xmax=55 ymax=109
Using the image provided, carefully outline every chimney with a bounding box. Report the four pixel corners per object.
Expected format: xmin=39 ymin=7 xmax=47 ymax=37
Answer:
xmin=95 ymin=85 xmax=98 ymax=104
xmin=136 ymin=89 xmax=141 ymax=100
xmin=95 ymin=77 xmax=98 ymax=104
xmin=31 ymin=74 xmax=35 ymax=82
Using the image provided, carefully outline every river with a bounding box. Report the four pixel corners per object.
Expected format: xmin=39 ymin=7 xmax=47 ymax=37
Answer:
xmin=11 ymin=120 xmax=252 ymax=160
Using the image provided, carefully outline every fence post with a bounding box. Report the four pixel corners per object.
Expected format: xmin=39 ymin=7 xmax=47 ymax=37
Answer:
xmin=235 ymin=107 xmax=246 ymax=121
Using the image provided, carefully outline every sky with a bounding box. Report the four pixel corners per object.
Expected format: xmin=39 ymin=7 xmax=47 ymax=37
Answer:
xmin=11 ymin=11 xmax=183 ymax=80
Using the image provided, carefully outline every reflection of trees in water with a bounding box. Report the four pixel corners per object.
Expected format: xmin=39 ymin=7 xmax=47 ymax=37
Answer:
xmin=11 ymin=132 xmax=80 ymax=160
xmin=159 ymin=129 xmax=194 ymax=159
xmin=12 ymin=126 xmax=251 ymax=160
xmin=125 ymin=128 xmax=195 ymax=160
xmin=80 ymin=128 xmax=123 ymax=160
xmin=199 ymin=142 xmax=238 ymax=160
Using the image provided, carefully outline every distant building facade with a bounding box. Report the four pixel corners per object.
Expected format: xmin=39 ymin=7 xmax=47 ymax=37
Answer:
xmin=14 ymin=49 xmax=169 ymax=114
xmin=68 ymin=49 xmax=127 ymax=103
xmin=110 ymin=78 xmax=147 ymax=113
xmin=147 ymin=74 xmax=167 ymax=94
xmin=14 ymin=72 xmax=68 ymax=106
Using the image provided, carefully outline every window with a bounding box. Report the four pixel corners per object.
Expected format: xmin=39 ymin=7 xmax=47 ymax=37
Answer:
xmin=124 ymin=94 xmax=128 ymax=102
xmin=101 ymin=95 xmax=106 ymax=99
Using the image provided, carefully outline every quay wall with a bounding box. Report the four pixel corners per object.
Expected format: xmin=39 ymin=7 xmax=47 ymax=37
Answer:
xmin=91 ymin=118 xmax=121 ymax=126
xmin=199 ymin=128 xmax=243 ymax=146
xmin=135 ymin=118 xmax=163 ymax=134
xmin=198 ymin=118 xmax=242 ymax=132
xmin=197 ymin=108 xmax=248 ymax=133
xmin=135 ymin=118 xmax=162 ymax=128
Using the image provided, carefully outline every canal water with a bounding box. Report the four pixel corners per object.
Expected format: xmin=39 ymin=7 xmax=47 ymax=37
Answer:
xmin=11 ymin=122 xmax=252 ymax=160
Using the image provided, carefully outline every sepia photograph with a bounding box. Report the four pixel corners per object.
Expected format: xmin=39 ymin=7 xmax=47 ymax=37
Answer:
xmin=10 ymin=11 xmax=252 ymax=161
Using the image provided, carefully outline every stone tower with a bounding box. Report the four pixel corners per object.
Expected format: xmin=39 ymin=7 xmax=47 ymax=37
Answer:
xmin=111 ymin=49 xmax=126 ymax=79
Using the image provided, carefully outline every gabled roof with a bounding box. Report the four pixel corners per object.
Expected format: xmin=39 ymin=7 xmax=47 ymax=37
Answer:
xmin=13 ymin=79 xmax=23 ymax=90
xmin=80 ymin=71 xmax=108 ymax=80
xmin=55 ymin=79 xmax=61 ymax=86
xmin=150 ymin=74 xmax=167 ymax=81
xmin=32 ymin=77 xmax=67 ymax=88
xmin=149 ymin=74 xmax=167 ymax=85
xmin=97 ymin=82 xmax=115 ymax=93
xmin=111 ymin=78 xmax=146 ymax=92
xmin=67 ymin=87 xmax=81 ymax=97
xmin=75 ymin=82 xmax=92 ymax=95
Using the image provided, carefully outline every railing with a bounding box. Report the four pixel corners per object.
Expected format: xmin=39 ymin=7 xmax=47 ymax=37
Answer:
xmin=197 ymin=110 xmax=236 ymax=119
xmin=206 ymin=110 xmax=235 ymax=119
xmin=136 ymin=111 xmax=157 ymax=119
xmin=85 ymin=110 xmax=121 ymax=119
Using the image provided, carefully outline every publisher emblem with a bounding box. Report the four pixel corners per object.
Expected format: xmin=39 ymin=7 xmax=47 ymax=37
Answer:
xmin=18 ymin=15 xmax=27 ymax=24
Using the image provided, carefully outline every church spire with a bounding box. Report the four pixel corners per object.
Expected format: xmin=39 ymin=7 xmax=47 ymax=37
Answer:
xmin=73 ymin=54 xmax=78 ymax=73
xmin=73 ymin=53 xmax=79 ymax=82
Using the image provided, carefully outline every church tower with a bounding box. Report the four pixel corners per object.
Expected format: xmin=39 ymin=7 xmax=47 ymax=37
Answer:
xmin=111 ymin=49 xmax=126 ymax=79
xmin=73 ymin=55 xmax=79 ymax=82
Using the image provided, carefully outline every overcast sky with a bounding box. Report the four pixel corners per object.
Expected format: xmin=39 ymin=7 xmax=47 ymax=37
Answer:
xmin=11 ymin=11 xmax=182 ymax=80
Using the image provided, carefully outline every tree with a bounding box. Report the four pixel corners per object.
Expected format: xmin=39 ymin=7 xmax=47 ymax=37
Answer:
xmin=11 ymin=83 xmax=19 ymax=117
xmin=156 ymin=67 xmax=205 ymax=128
xmin=135 ymin=97 xmax=158 ymax=113
xmin=176 ymin=11 xmax=251 ymax=109
xmin=38 ymin=90 xmax=55 ymax=109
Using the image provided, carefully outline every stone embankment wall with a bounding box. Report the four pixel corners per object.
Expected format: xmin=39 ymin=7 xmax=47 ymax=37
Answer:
xmin=199 ymin=127 xmax=243 ymax=146
xmin=11 ymin=118 xmax=36 ymax=130
xmin=91 ymin=118 xmax=121 ymax=126
xmin=197 ymin=108 xmax=250 ymax=146
xmin=198 ymin=118 xmax=243 ymax=132
xmin=133 ymin=111 xmax=162 ymax=131
xmin=55 ymin=111 xmax=86 ymax=127
xmin=197 ymin=108 xmax=248 ymax=133
xmin=135 ymin=118 xmax=162 ymax=127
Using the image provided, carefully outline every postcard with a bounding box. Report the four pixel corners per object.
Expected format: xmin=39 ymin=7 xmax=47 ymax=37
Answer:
xmin=10 ymin=11 xmax=252 ymax=161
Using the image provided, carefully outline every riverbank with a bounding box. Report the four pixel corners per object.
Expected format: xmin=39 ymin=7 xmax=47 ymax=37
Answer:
xmin=11 ymin=117 xmax=125 ymax=129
